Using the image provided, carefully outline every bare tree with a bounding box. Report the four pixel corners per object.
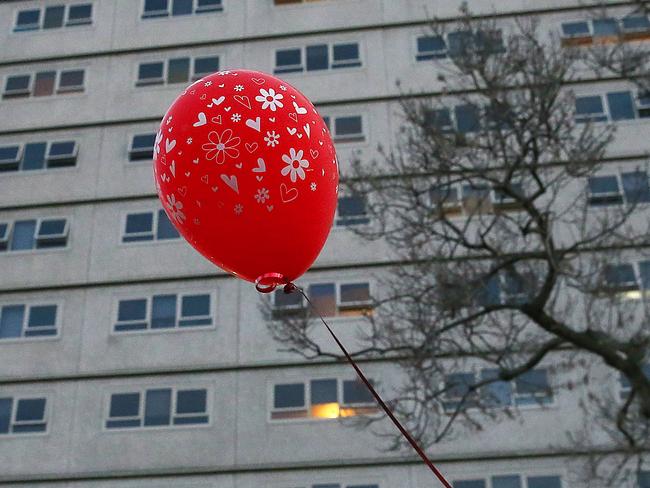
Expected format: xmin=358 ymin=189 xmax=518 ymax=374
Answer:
xmin=267 ymin=4 xmax=650 ymax=486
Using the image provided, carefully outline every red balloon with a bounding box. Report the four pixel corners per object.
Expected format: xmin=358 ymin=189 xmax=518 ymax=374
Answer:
xmin=153 ymin=69 xmax=339 ymax=291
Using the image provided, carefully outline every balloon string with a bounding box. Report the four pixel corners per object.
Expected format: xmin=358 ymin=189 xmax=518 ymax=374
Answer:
xmin=286 ymin=283 xmax=453 ymax=488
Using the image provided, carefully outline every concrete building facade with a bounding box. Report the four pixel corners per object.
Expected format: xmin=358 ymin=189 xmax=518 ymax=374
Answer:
xmin=0 ymin=1 xmax=648 ymax=487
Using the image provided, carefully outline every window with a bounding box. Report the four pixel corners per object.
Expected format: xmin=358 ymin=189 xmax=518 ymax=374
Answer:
xmin=561 ymin=21 xmax=590 ymax=38
xmin=588 ymin=171 xmax=650 ymax=206
xmin=574 ymin=95 xmax=607 ymax=123
xmin=561 ymin=15 xmax=650 ymax=46
xmin=620 ymin=364 xmax=650 ymax=400
xmin=14 ymin=4 xmax=92 ymax=32
xmin=122 ymin=209 xmax=179 ymax=242
xmin=575 ymin=91 xmax=638 ymax=123
xmin=593 ymin=18 xmax=619 ymax=37
xmin=336 ymin=196 xmax=369 ymax=226
xmin=142 ymin=0 xmax=223 ymax=19
xmin=443 ymin=367 xmax=552 ymax=411
xmin=0 ymin=218 xmax=69 ymax=252
xmin=2 ymin=69 xmax=85 ymax=99
xmin=639 ymin=471 xmax=650 ymax=488
xmin=323 ymin=115 xmax=365 ymax=142
xmin=136 ymin=56 xmax=219 ymax=86
xmin=0 ymin=304 xmax=58 ymax=339
xmin=129 ymin=133 xmax=156 ymax=161
xmin=272 ymin=281 xmax=371 ymax=318
xmin=271 ymin=378 xmax=377 ymax=420
xmin=416 ymin=35 xmax=447 ymax=61
xmin=636 ymin=92 xmax=650 ymax=118
xmin=0 ymin=397 xmax=47 ymax=434
xmin=453 ymin=475 xmax=562 ymax=488
xmin=0 ymin=141 xmax=77 ymax=172
xmin=622 ymin=15 xmax=650 ymax=32
xmin=114 ymin=293 xmax=213 ymax=332
xmin=274 ymin=42 xmax=361 ymax=74
xmin=106 ymin=387 xmax=209 ymax=429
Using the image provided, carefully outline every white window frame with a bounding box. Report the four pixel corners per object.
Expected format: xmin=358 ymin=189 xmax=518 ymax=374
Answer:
xmin=35 ymin=218 xmax=70 ymax=248
xmin=112 ymin=291 xmax=216 ymax=334
xmin=0 ymin=144 xmax=23 ymax=170
xmin=65 ymin=3 xmax=94 ymax=27
xmin=128 ymin=132 xmax=157 ymax=160
xmin=273 ymin=46 xmax=305 ymax=74
xmin=191 ymin=55 xmax=221 ymax=81
xmin=323 ymin=113 xmax=366 ymax=143
xmin=273 ymin=41 xmax=363 ymax=75
xmin=330 ymin=41 xmax=362 ymax=69
xmin=136 ymin=60 xmax=166 ymax=86
xmin=45 ymin=140 xmax=79 ymax=166
xmin=56 ymin=69 xmax=85 ymax=93
xmin=3 ymin=74 xmax=33 ymax=97
xmin=121 ymin=208 xmax=180 ymax=244
xmin=104 ymin=386 xmax=211 ymax=432
xmin=0 ymin=301 xmax=61 ymax=342
xmin=13 ymin=8 xmax=43 ymax=32
xmin=0 ymin=395 xmax=49 ymax=437
xmin=2 ymin=217 xmax=71 ymax=254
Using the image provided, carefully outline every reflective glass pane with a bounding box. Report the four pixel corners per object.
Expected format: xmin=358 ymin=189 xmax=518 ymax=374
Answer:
xmin=67 ymin=4 xmax=92 ymax=24
xmin=109 ymin=393 xmax=140 ymax=417
xmin=181 ymin=295 xmax=210 ymax=317
xmin=49 ymin=141 xmax=76 ymax=158
xmin=562 ymin=21 xmax=590 ymax=37
xmin=575 ymin=95 xmax=606 ymax=121
xmin=22 ymin=142 xmax=47 ymax=170
xmin=588 ymin=175 xmax=619 ymax=194
xmin=639 ymin=472 xmax=650 ymax=488
xmin=607 ymin=91 xmax=635 ymax=121
xmin=311 ymin=379 xmax=337 ymax=405
xmin=168 ymin=58 xmax=190 ymax=84
xmin=340 ymin=283 xmax=370 ymax=304
xmin=0 ymin=146 xmax=20 ymax=163
xmin=448 ymin=30 xmax=473 ymax=56
xmin=622 ymin=171 xmax=650 ymax=203
xmin=640 ymin=261 xmax=650 ymax=289
xmin=622 ymin=15 xmax=650 ymax=31
xmin=306 ymin=44 xmax=328 ymax=71
xmin=604 ymin=263 xmax=637 ymax=287
xmin=144 ymin=0 xmax=168 ymax=16
xmin=132 ymin=134 xmax=156 ymax=150
xmin=274 ymin=383 xmax=305 ymax=408
xmin=5 ymin=75 xmax=30 ymax=92
xmin=492 ymin=475 xmax=521 ymax=488
xmin=332 ymin=43 xmax=360 ymax=65
xmin=43 ymin=6 xmax=65 ymax=29
xmin=33 ymin=71 xmax=56 ymax=97
xmin=308 ymin=283 xmax=336 ymax=316
xmin=343 ymin=379 xmax=373 ymax=404
xmin=425 ymin=108 xmax=453 ymax=131
xmin=28 ymin=305 xmax=56 ymax=328
xmin=0 ymin=305 xmax=25 ymax=338
xmin=151 ymin=294 xmax=176 ymax=328
xmin=194 ymin=56 xmax=219 ymax=77
xmin=144 ymin=389 xmax=171 ymax=426
xmin=455 ymin=104 xmax=481 ymax=133
xmin=480 ymin=369 xmax=512 ymax=406
xmin=39 ymin=219 xmax=66 ymax=236
xmin=0 ymin=398 xmax=12 ymax=433
xmin=125 ymin=213 xmax=153 ymax=234
xmin=593 ymin=18 xmax=619 ymax=36
xmin=138 ymin=62 xmax=164 ymax=83
xmin=59 ymin=70 xmax=84 ymax=89
xmin=418 ymin=35 xmax=446 ymax=53
xmin=335 ymin=116 xmax=362 ymax=136
xmin=15 ymin=10 xmax=40 ymax=30
xmin=176 ymin=389 xmax=207 ymax=414
xmin=527 ymin=476 xmax=561 ymax=488
xmin=118 ymin=299 xmax=147 ymax=322
xmin=157 ymin=209 xmax=179 ymax=239
xmin=275 ymin=49 xmax=302 ymax=73
xmin=172 ymin=0 xmax=193 ymax=15
xmin=274 ymin=289 xmax=303 ymax=308
xmin=10 ymin=220 xmax=36 ymax=250
xmin=15 ymin=398 xmax=45 ymax=421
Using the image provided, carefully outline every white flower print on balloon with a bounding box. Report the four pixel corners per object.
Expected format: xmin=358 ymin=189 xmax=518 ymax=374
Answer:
xmin=231 ymin=113 xmax=241 ymax=122
xmin=255 ymin=88 xmax=283 ymax=112
xmin=310 ymin=182 xmax=317 ymax=191
xmin=281 ymin=148 xmax=309 ymax=183
xmin=201 ymin=129 xmax=241 ymax=165
xmin=234 ymin=204 xmax=243 ymax=215
xmin=279 ymin=85 xmax=287 ymax=91
xmin=254 ymin=188 xmax=270 ymax=203
xmin=264 ymin=130 xmax=280 ymax=147
xmin=234 ymin=84 xmax=244 ymax=92
xmin=153 ymin=131 xmax=163 ymax=159
xmin=166 ymin=194 xmax=186 ymax=224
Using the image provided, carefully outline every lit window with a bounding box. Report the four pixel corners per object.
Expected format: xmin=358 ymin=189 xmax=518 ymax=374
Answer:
xmin=122 ymin=210 xmax=179 ymax=242
xmin=0 ymin=304 xmax=58 ymax=339
xmin=115 ymin=293 xmax=212 ymax=332
xmin=306 ymin=282 xmax=371 ymax=317
xmin=106 ymin=387 xmax=209 ymax=429
xmin=14 ymin=9 xmax=41 ymax=32
xmin=336 ymin=195 xmax=369 ymax=226
xmin=416 ymin=35 xmax=447 ymax=61
xmin=271 ymin=287 xmax=305 ymax=319
xmin=0 ymin=397 xmax=47 ymax=434
xmin=129 ymin=133 xmax=156 ymax=161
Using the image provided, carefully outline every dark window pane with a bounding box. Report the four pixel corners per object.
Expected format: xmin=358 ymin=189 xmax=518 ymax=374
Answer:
xmin=481 ymin=369 xmax=512 ymax=407
xmin=588 ymin=175 xmax=622 ymax=205
xmin=157 ymin=209 xmax=179 ymax=239
xmin=137 ymin=62 xmax=164 ymax=84
xmin=167 ymin=58 xmax=190 ymax=84
xmin=622 ymin=171 xmax=650 ymax=203
xmin=28 ymin=305 xmax=57 ymax=328
xmin=274 ymin=383 xmax=304 ymax=408
xmin=5 ymin=75 xmax=30 ymax=93
xmin=306 ymin=44 xmax=329 ymax=71
xmin=491 ymin=476 xmax=521 ymax=488
xmin=11 ymin=423 xmax=45 ymax=433
xmin=640 ymin=261 xmax=650 ymax=289
xmin=575 ymin=95 xmax=607 ymax=122
xmin=311 ymin=379 xmax=337 ymax=405
xmin=132 ymin=134 xmax=156 ymax=150
xmin=340 ymin=283 xmax=370 ymax=305
xmin=448 ymin=30 xmax=473 ymax=57
xmin=125 ymin=212 xmax=153 ymax=234
xmin=10 ymin=220 xmax=36 ymax=250
xmin=194 ymin=56 xmax=219 ymax=78
xmin=274 ymin=289 xmax=303 ymax=308
xmin=453 ymin=482 xmax=486 ymax=488
xmin=196 ymin=0 xmax=223 ymax=12
xmin=15 ymin=10 xmax=41 ymax=31
xmin=172 ymin=0 xmax=193 ymax=15
xmin=110 ymin=393 xmax=140 ymax=417
xmin=562 ymin=21 xmax=590 ymax=37
xmin=607 ymin=91 xmax=635 ymax=121
xmin=118 ymin=299 xmax=147 ymax=322
xmin=15 ymin=398 xmax=45 ymax=421
xmin=22 ymin=142 xmax=47 ymax=171
xmin=622 ymin=15 xmax=650 ymax=31
xmin=445 ymin=372 xmax=474 ymax=401
xmin=144 ymin=0 xmax=169 ymax=17
xmin=48 ymin=141 xmax=76 ymax=158
xmin=425 ymin=108 xmax=453 ymax=132
xmin=275 ymin=49 xmax=302 ymax=73
xmin=417 ymin=35 xmax=446 ymax=59
xmin=43 ymin=6 xmax=65 ymax=29
xmin=0 ymin=146 xmax=20 ymax=164
xmin=144 ymin=389 xmax=171 ymax=426
xmin=335 ymin=116 xmax=363 ymax=137
xmin=332 ymin=43 xmax=360 ymax=67
xmin=0 ymin=223 xmax=7 ymax=240
xmin=455 ymin=104 xmax=480 ymax=133
xmin=67 ymin=4 xmax=93 ymax=25
xmin=640 ymin=472 xmax=650 ymax=488
xmin=59 ymin=70 xmax=84 ymax=91
xmin=0 ymin=398 xmax=12 ymax=434
xmin=343 ymin=379 xmax=373 ymax=404
xmin=151 ymin=294 xmax=176 ymax=328
xmin=515 ymin=369 xmax=552 ymax=405
xmin=181 ymin=295 xmax=210 ymax=317
xmin=604 ymin=263 xmax=637 ymax=288
xmin=527 ymin=476 xmax=561 ymax=488
xmin=337 ymin=195 xmax=369 ymax=225
xmin=593 ymin=18 xmax=619 ymax=37
xmin=0 ymin=305 xmax=25 ymax=338
xmin=176 ymin=389 xmax=207 ymax=414
xmin=308 ymin=283 xmax=336 ymax=316
xmin=33 ymin=72 xmax=56 ymax=97
xmin=39 ymin=219 xmax=66 ymax=236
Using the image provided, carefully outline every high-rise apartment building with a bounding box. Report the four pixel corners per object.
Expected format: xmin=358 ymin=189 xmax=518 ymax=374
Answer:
xmin=0 ymin=1 xmax=648 ymax=488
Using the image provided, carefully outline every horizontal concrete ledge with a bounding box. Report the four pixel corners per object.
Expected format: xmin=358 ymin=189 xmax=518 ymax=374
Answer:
xmin=0 ymin=447 xmax=639 ymax=484
xmin=0 ymin=1 xmax=638 ymax=68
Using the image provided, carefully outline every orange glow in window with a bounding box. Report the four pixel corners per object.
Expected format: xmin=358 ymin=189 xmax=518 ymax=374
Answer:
xmin=311 ymin=402 xmax=340 ymax=419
